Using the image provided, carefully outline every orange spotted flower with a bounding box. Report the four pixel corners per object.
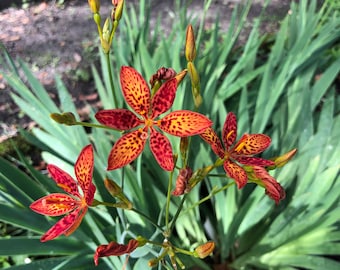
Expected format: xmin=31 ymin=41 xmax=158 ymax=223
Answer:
xmin=200 ymin=112 xmax=274 ymax=189
xmin=95 ymin=66 xmax=212 ymax=171
xmin=30 ymin=145 xmax=96 ymax=242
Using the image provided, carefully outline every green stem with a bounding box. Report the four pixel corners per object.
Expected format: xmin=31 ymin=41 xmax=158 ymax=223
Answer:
xmin=173 ymin=246 xmax=194 ymax=256
xmin=168 ymin=193 xmax=187 ymax=234
xmin=130 ymin=208 xmax=164 ymax=233
xmin=105 ymin=52 xmax=118 ymax=108
xmin=181 ymin=182 xmax=236 ymax=216
xmin=165 ymin=171 xmax=174 ymax=234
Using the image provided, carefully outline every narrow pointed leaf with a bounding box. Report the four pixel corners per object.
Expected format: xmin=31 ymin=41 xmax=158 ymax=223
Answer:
xmin=232 ymin=134 xmax=271 ymax=155
xmin=151 ymin=78 xmax=177 ymax=118
xmin=149 ymin=129 xmax=174 ymax=171
xmin=222 ymin=112 xmax=237 ymax=150
xmin=158 ymin=110 xmax=212 ymax=137
xmin=30 ymin=193 xmax=78 ymax=216
xmin=120 ymin=66 xmax=150 ymax=117
xmin=224 ymin=159 xmax=248 ymax=189
xmin=107 ymin=129 xmax=147 ymax=170
xmin=74 ymin=145 xmax=95 ymax=205
xmin=95 ymin=109 xmax=142 ymax=130
xmin=47 ymin=165 xmax=80 ymax=198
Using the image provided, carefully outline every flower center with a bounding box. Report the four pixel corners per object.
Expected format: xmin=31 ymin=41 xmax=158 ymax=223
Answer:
xmin=144 ymin=118 xmax=154 ymax=127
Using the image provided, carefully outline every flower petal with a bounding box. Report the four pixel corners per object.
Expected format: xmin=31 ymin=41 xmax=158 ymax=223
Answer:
xmin=236 ymin=157 xmax=275 ymax=167
xmin=47 ymin=165 xmax=80 ymax=198
xmin=172 ymin=167 xmax=193 ymax=196
xmin=30 ymin=193 xmax=78 ymax=216
xmin=199 ymin=127 xmax=224 ymax=158
xmin=232 ymin=134 xmax=271 ymax=155
xmin=64 ymin=207 xmax=87 ymax=236
xmin=120 ymin=66 xmax=150 ymax=118
xmin=40 ymin=207 xmax=86 ymax=242
xmin=158 ymin=110 xmax=212 ymax=137
xmin=149 ymin=129 xmax=174 ymax=171
xmin=75 ymin=145 xmax=96 ymax=205
xmin=151 ymin=78 xmax=177 ymax=119
xmin=252 ymin=166 xmax=286 ymax=204
xmin=107 ymin=129 xmax=147 ymax=170
xmin=94 ymin=239 xmax=139 ymax=266
xmin=95 ymin=109 xmax=142 ymax=130
xmin=223 ymin=159 xmax=247 ymax=189
xmin=222 ymin=112 xmax=237 ymax=150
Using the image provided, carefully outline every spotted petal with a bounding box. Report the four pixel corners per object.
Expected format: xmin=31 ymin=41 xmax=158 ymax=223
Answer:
xmin=151 ymin=78 xmax=177 ymax=119
xmin=236 ymin=156 xmax=275 ymax=167
xmin=95 ymin=109 xmax=142 ymax=130
xmin=40 ymin=207 xmax=86 ymax=242
xmin=94 ymin=239 xmax=140 ymax=266
xmin=232 ymin=134 xmax=271 ymax=155
xmin=120 ymin=66 xmax=151 ymax=118
xmin=107 ymin=129 xmax=147 ymax=170
xmin=149 ymin=129 xmax=174 ymax=171
xmin=30 ymin=193 xmax=78 ymax=216
xmin=199 ymin=127 xmax=224 ymax=158
xmin=252 ymin=166 xmax=285 ymax=204
xmin=223 ymin=159 xmax=247 ymax=189
xmin=47 ymin=165 xmax=80 ymax=198
xmin=222 ymin=112 xmax=237 ymax=150
xmin=75 ymin=145 xmax=96 ymax=205
xmin=158 ymin=110 xmax=212 ymax=137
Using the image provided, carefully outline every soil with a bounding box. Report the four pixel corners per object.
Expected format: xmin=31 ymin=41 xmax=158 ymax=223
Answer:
xmin=0 ymin=0 xmax=292 ymax=144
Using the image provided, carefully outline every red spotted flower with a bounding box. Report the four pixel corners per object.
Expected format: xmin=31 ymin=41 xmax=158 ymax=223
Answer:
xmin=95 ymin=66 xmax=212 ymax=171
xmin=200 ymin=112 xmax=274 ymax=189
xmin=30 ymin=145 xmax=96 ymax=242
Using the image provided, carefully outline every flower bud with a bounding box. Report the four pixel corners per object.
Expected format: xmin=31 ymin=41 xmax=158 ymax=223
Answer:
xmin=112 ymin=0 xmax=124 ymax=21
xmin=172 ymin=167 xmax=193 ymax=196
xmin=149 ymin=67 xmax=176 ymax=88
xmin=104 ymin=178 xmax=122 ymax=197
xmin=194 ymin=241 xmax=215 ymax=259
xmin=174 ymin=69 xmax=187 ymax=85
xmin=185 ymin=24 xmax=196 ymax=62
xmin=93 ymin=13 xmax=101 ymax=26
xmin=269 ymin=148 xmax=297 ymax=169
xmin=88 ymin=0 xmax=100 ymax=13
xmin=50 ymin=112 xmax=76 ymax=125
xmin=187 ymin=62 xmax=202 ymax=108
xmin=101 ymin=18 xmax=112 ymax=53
xmin=148 ymin=258 xmax=158 ymax=267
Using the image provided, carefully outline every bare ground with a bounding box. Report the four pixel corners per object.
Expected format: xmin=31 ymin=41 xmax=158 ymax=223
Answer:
xmin=0 ymin=0 xmax=292 ymax=143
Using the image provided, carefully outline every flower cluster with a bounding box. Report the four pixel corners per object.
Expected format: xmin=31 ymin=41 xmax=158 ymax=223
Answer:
xmin=28 ymin=1 xmax=297 ymax=268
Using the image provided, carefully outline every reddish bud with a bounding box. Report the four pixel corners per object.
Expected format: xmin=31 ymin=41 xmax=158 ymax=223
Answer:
xmin=194 ymin=241 xmax=215 ymax=259
xmin=150 ymin=67 xmax=177 ymax=88
xmin=172 ymin=167 xmax=193 ymax=196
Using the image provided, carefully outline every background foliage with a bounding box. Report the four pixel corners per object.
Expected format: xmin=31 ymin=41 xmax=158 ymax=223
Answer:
xmin=0 ymin=0 xmax=339 ymax=269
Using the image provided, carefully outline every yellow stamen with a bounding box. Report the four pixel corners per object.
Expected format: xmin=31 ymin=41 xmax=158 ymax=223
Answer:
xmin=57 ymin=183 xmax=71 ymax=192
xmin=226 ymin=130 xmax=234 ymax=141
xmin=234 ymin=141 xmax=246 ymax=153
